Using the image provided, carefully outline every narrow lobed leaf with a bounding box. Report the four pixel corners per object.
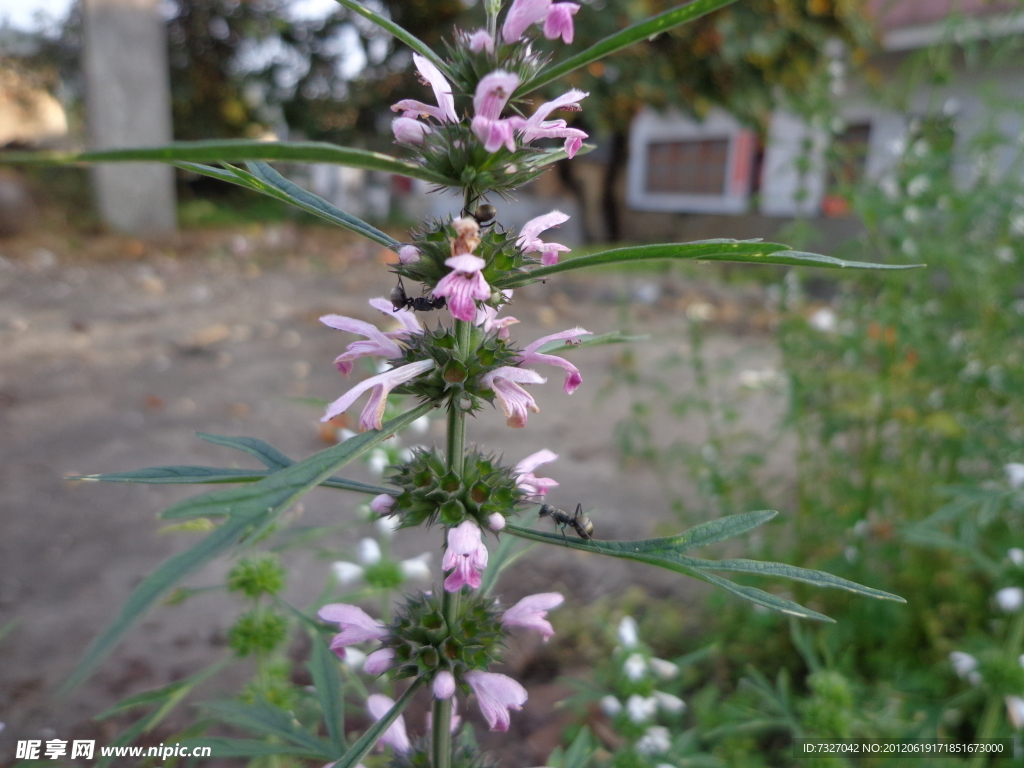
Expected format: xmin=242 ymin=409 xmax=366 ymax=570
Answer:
xmin=244 ymin=161 xmax=399 ymax=249
xmin=61 ymin=404 xmax=433 ymax=693
xmin=676 ymin=557 xmax=905 ymax=602
xmin=160 ymin=403 xmax=433 ymax=520
xmin=495 ymin=241 xmax=923 ymax=288
xmin=1 ymin=140 xmax=450 ymax=185
xmin=504 ymin=518 xmax=903 ymax=621
xmin=71 ymin=465 xmax=393 ymax=495
xmin=202 ymin=700 xmax=335 ymax=755
xmin=308 ymin=631 xmax=346 ymax=752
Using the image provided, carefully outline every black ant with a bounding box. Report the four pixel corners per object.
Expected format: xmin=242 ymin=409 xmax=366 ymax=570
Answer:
xmin=539 ymin=503 xmax=594 ymax=541
xmin=390 ymin=277 xmax=447 ymax=313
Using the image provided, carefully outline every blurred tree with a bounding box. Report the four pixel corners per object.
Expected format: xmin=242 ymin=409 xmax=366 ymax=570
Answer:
xmin=544 ymin=0 xmax=876 ymax=241
xmin=165 ymin=0 xmax=468 ymax=144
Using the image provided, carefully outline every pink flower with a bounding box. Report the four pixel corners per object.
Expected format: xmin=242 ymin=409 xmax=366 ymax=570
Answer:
xmin=517 ymin=210 xmax=572 ymax=266
xmin=480 ymin=366 xmax=545 ymax=428
xmin=392 ymin=116 xmax=431 ymax=145
xmin=370 ymin=494 xmax=396 ymax=515
xmin=318 ymin=604 xmax=389 ymax=658
xmin=466 ymin=28 xmax=494 ymax=53
xmin=518 ymin=90 xmax=589 ymax=159
xmin=364 ymin=648 xmax=396 ymax=676
xmin=398 ymin=245 xmax=421 ymax=264
xmin=433 ymin=254 xmax=492 ymax=322
xmin=514 ymin=449 xmax=559 ymax=499
xmin=367 ymin=694 xmax=411 ymax=753
xmin=475 ymin=290 xmax=519 ymax=338
xmin=391 ymin=53 xmax=457 ymax=123
xmin=321 ymin=314 xmax=405 ymax=377
xmin=465 ymin=671 xmax=528 ymax=731
xmin=501 ymin=0 xmax=552 ymax=44
xmin=501 ymin=592 xmax=564 ymax=641
xmin=487 ymin=512 xmax=507 ymax=531
xmin=472 ymin=71 xmax=525 ymax=153
xmin=517 ymin=328 xmax=591 ymax=393
xmin=443 ymin=520 xmax=489 ymax=592
xmin=433 ymin=670 xmax=456 ymax=699
xmin=322 ymin=298 xmax=421 ymax=376
xmin=543 ymin=3 xmax=580 ymax=43
xmin=368 ymin=297 xmax=423 ymax=337
xmin=322 ymin=359 xmax=435 ymax=431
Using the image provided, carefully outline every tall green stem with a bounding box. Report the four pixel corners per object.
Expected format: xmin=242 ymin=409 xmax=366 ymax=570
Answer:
xmin=435 ymin=320 xmax=472 ymax=768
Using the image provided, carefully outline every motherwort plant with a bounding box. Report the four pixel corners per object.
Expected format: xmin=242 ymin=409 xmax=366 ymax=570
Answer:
xmin=7 ymin=0 xmax=923 ymax=764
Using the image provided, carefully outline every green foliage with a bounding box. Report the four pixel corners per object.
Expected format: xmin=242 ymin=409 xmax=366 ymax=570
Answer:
xmin=494 ymin=240 xmax=920 ymax=290
xmin=505 ymin=513 xmax=902 ymax=622
xmin=228 ymin=609 xmax=289 ymax=656
xmin=227 ymin=554 xmax=286 ymax=598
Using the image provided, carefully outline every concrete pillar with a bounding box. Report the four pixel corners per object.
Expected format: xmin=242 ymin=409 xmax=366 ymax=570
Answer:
xmin=82 ymin=0 xmax=176 ymax=234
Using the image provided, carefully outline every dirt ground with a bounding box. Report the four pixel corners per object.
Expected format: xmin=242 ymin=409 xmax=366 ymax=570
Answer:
xmin=0 ymin=224 xmax=789 ymax=766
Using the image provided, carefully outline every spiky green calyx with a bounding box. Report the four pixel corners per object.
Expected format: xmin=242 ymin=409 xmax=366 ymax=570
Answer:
xmin=443 ymin=35 xmax=549 ymax=103
xmin=391 ymin=323 xmax=522 ymax=411
xmin=384 ymin=591 xmax=505 ymax=682
xmin=385 ymin=448 xmax=521 ymax=529
xmin=227 ymin=554 xmax=286 ymax=598
xmin=228 ymin=610 xmax=288 ymax=656
xmin=392 ymin=216 xmax=538 ymax=289
xmin=408 ymin=121 xmax=550 ymax=199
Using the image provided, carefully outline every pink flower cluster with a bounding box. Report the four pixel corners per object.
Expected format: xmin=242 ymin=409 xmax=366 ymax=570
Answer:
xmin=318 ymin=592 xmax=563 ymax=731
xmin=389 ymin=37 xmax=588 ymax=159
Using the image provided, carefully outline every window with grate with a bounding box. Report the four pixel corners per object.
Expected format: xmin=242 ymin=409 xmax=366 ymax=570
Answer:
xmin=645 ymin=138 xmax=731 ymax=195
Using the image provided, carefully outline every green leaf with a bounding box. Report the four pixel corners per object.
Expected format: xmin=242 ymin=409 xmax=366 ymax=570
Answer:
xmin=493 ymin=241 xmax=923 ymax=289
xmin=202 ymin=699 xmax=335 ymax=756
xmin=536 ymin=331 xmax=649 ymax=354
xmin=73 ymin=466 xmax=271 ymax=484
xmin=197 ymin=431 xmax=306 ymax=471
xmin=308 ymin=631 xmax=346 ymax=752
xmin=677 ymin=558 xmax=904 ymax=602
xmin=61 ymin=404 xmax=433 ymax=693
xmin=685 ymin=570 xmax=834 ymax=622
xmin=518 ymin=0 xmax=743 ymax=96
xmin=160 ymin=402 xmax=433 ymax=520
xmin=176 ymin=161 xmax=398 ymax=249
xmin=559 ymin=727 xmax=595 ymax=768
xmin=329 ymin=678 xmax=423 ymax=768
xmin=1 ymin=140 xmax=449 ymax=185
xmin=503 ymin=515 xmax=903 ymax=621
xmin=332 ymin=0 xmax=452 ymax=79
xmin=176 ymin=738 xmax=329 ymax=759
xmin=60 ymin=515 xmax=254 ymax=694
xmin=72 ymin=465 xmax=393 ymax=495
xmin=662 ymin=509 xmax=779 ymax=551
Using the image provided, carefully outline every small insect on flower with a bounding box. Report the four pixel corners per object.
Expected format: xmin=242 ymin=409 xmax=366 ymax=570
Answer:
xmin=539 ymin=502 xmax=594 ymax=540
xmin=390 ymin=277 xmax=448 ymax=312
